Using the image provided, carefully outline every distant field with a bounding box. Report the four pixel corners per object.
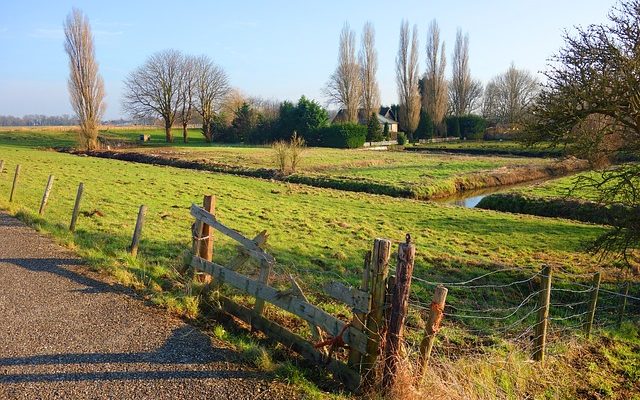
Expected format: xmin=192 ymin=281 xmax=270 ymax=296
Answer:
xmin=409 ymin=140 xmax=565 ymax=157
xmin=1 ymin=127 xmax=562 ymax=200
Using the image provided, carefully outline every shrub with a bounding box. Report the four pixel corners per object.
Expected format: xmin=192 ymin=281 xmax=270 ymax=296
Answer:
xmin=383 ymin=122 xmax=390 ymax=139
xmin=307 ymin=123 xmax=366 ymax=148
xmin=397 ymin=132 xmax=407 ymax=145
xmin=289 ymin=132 xmax=305 ymax=172
xmin=415 ymin=110 xmax=434 ymax=140
xmin=446 ymin=115 xmax=488 ymax=140
xmin=272 ymin=140 xmax=289 ymax=174
xmin=366 ymin=113 xmax=383 ymax=142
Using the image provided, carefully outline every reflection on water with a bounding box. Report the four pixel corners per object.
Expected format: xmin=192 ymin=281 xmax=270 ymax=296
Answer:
xmin=447 ymin=194 xmax=487 ymax=208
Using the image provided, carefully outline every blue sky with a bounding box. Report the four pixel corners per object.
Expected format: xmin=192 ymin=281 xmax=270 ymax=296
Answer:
xmin=0 ymin=0 xmax=614 ymax=119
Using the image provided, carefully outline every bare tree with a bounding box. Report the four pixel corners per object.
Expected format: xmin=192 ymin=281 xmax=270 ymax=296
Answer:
xmin=63 ymin=8 xmax=105 ymax=150
xmin=449 ymin=29 xmax=483 ymax=116
xmin=123 ymin=49 xmax=183 ymax=142
xmin=423 ymin=20 xmax=448 ymax=134
xmin=193 ymin=55 xmax=230 ymax=142
xmin=482 ymin=63 xmax=539 ymax=124
xmin=177 ymin=55 xmax=196 ymax=143
xmin=324 ymin=22 xmax=361 ymax=123
xmin=396 ymin=20 xmax=421 ymax=135
xmin=359 ymin=22 xmax=380 ymax=120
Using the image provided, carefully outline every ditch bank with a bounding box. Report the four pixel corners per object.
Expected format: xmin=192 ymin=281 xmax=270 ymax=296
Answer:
xmin=64 ymin=149 xmax=589 ymax=201
xmin=476 ymin=193 xmax=631 ymax=225
xmin=406 ymin=146 xmax=565 ymax=158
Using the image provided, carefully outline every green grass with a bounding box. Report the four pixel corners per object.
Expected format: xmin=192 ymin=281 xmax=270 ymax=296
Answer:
xmin=410 ymin=140 xmax=564 ymax=157
xmin=1 ymin=128 xmax=556 ymax=200
xmin=0 ymin=130 xmax=638 ymax=398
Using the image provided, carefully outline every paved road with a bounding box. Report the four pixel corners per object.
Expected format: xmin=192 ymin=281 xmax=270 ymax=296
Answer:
xmin=0 ymin=213 xmax=300 ymax=399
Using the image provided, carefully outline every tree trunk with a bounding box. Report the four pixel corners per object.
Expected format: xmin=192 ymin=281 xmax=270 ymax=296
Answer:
xmin=203 ymin=122 xmax=212 ymax=143
xmin=182 ymin=123 xmax=188 ymax=143
xmin=164 ymin=120 xmax=173 ymax=143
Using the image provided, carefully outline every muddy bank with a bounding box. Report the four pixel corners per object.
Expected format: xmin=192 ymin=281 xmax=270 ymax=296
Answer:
xmin=63 ymin=149 xmax=588 ymax=200
xmin=477 ymin=193 xmax=631 ymax=225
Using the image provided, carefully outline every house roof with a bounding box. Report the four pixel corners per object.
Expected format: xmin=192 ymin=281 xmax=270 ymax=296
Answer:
xmin=331 ymin=107 xmax=398 ymax=125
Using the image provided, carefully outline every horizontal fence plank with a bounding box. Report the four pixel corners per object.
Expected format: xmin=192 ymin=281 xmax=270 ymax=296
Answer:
xmin=190 ymin=204 xmax=274 ymax=264
xmin=323 ymin=281 xmax=371 ymax=313
xmin=191 ymin=256 xmax=367 ymax=354
xmin=219 ymin=296 xmax=360 ymax=390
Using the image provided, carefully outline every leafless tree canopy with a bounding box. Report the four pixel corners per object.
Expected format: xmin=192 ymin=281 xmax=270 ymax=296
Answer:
xmin=396 ymin=20 xmax=420 ymax=134
xmin=359 ymin=22 xmax=380 ymax=120
xmin=423 ymin=20 xmax=448 ymax=129
xmin=192 ymin=55 xmax=230 ymax=142
xmin=123 ymin=49 xmax=184 ymax=142
xmin=482 ymin=63 xmax=539 ymax=124
xmin=324 ymin=23 xmax=362 ymax=123
xmin=449 ymin=29 xmax=483 ymax=116
xmin=63 ymin=8 xmax=105 ymax=150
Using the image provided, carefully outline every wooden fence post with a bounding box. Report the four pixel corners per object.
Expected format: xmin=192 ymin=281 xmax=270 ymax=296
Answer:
xmin=361 ymin=238 xmax=391 ymax=385
xmin=38 ymin=175 xmax=54 ymax=216
xmin=585 ymin=271 xmax=601 ymax=339
xmin=69 ymin=182 xmax=84 ymax=231
xmin=617 ymin=281 xmax=630 ymax=329
xmin=9 ymin=164 xmax=20 ymax=202
xmin=383 ymin=235 xmax=415 ymax=391
xmin=0 ymin=160 xmax=4 ymax=175
xmin=533 ymin=264 xmax=552 ymax=362
xmin=418 ymin=284 xmax=448 ymax=379
xmin=348 ymin=251 xmax=372 ymax=369
xmin=128 ymin=205 xmax=147 ymax=257
xmin=196 ymin=195 xmax=215 ymax=284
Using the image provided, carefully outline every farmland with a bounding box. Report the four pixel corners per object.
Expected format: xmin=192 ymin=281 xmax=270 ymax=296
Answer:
xmin=1 ymin=128 xmax=638 ymax=398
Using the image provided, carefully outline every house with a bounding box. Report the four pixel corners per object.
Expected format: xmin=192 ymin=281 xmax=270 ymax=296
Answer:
xmin=330 ymin=107 xmax=399 ymax=136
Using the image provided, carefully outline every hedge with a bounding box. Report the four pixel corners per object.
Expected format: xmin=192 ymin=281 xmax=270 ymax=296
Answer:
xmin=445 ymin=115 xmax=488 ymax=140
xmin=305 ymin=123 xmax=366 ymax=148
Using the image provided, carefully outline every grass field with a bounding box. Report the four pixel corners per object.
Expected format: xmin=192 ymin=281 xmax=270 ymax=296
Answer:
xmin=1 ymin=127 xmax=565 ymax=200
xmin=410 ymin=139 xmax=565 ymax=158
xmin=1 ymin=128 xmax=637 ymax=398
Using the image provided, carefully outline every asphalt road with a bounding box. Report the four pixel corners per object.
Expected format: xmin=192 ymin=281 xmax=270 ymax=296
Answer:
xmin=0 ymin=213 xmax=300 ymax=399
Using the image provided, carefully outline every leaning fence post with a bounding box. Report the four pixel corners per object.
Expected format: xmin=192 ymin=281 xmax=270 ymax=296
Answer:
xmin=361 ymin=238 xmax=392 ymax=386
xmin=533 ymin=264 xmax=552 ymax=362
xmin=128 ymin=205 xmax=147 ymax=257
xmin=38 ymin=175 xmax=55 ymax=216
xmin=418 ymin=284 xmax=448 ymax=379
xmin=585 ymin=271 xmax=601 ymax=339
xmin=9 ymin=164 xmax=20 ymax=202
xmin=382 ymin=234 xmax=415 ymax=391
xmin=348 ymin=250 xmax=372 ymax=369
xmin=617 ymin=281 xmax=630 ymax=329
xmin=69 ymin=182 xmax=84 ymax=231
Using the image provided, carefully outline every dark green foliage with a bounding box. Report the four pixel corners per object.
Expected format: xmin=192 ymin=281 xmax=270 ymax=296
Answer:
xmin=415 ymin=110 xmax=434 ymax=140
xmin=307 ymin=123 xmax=366 ymax=148
xmin=445 ymin=115 xmax=488 ymax=140
xmin=248 ymin=97 xmax=328 ymax=144
xmin=224 ymin=102 xmax=256 ymax=143
xmin=397 ymin=132 xmax=407 ymax=145
xmin=366 ymin=113 xmax=383 ymax=142
xmin=383 ymin=123 xmax=390 ymax=140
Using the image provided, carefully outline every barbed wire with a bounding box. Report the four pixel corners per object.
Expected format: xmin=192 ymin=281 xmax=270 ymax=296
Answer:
xmin=408 ymin=267 xmax=538 ymax=287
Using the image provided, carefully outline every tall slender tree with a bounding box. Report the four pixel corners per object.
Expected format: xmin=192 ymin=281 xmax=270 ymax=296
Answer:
xmin=63 ymin=8 xmax=105 ymax=150
xmin=449 ymin=29 xmax=483 ymax=116
xmin=423 ymin=20 xmax=448 ymax=135
xmin=396 ymin=20 xmax=420 ymax=136
xmin=324 ymin=23 xmax=361 ymax=123
xmin=359 ymin=22 xmax=380 ymax=121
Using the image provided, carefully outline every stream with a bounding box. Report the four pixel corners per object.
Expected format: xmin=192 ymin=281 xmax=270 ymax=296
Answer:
xmin=433 ymin=178 xmax=554 ymax=208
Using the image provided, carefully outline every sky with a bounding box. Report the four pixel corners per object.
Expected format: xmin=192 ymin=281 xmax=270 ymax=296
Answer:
xmin=0 ymin=0 xmax=616 ymax=120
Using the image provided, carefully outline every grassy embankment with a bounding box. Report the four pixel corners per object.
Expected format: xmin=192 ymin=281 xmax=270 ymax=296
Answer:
xmin=0 ymin=128 xmax=637 ymax=398
xmin=477 ymin=169 xmax=637 ymax=225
